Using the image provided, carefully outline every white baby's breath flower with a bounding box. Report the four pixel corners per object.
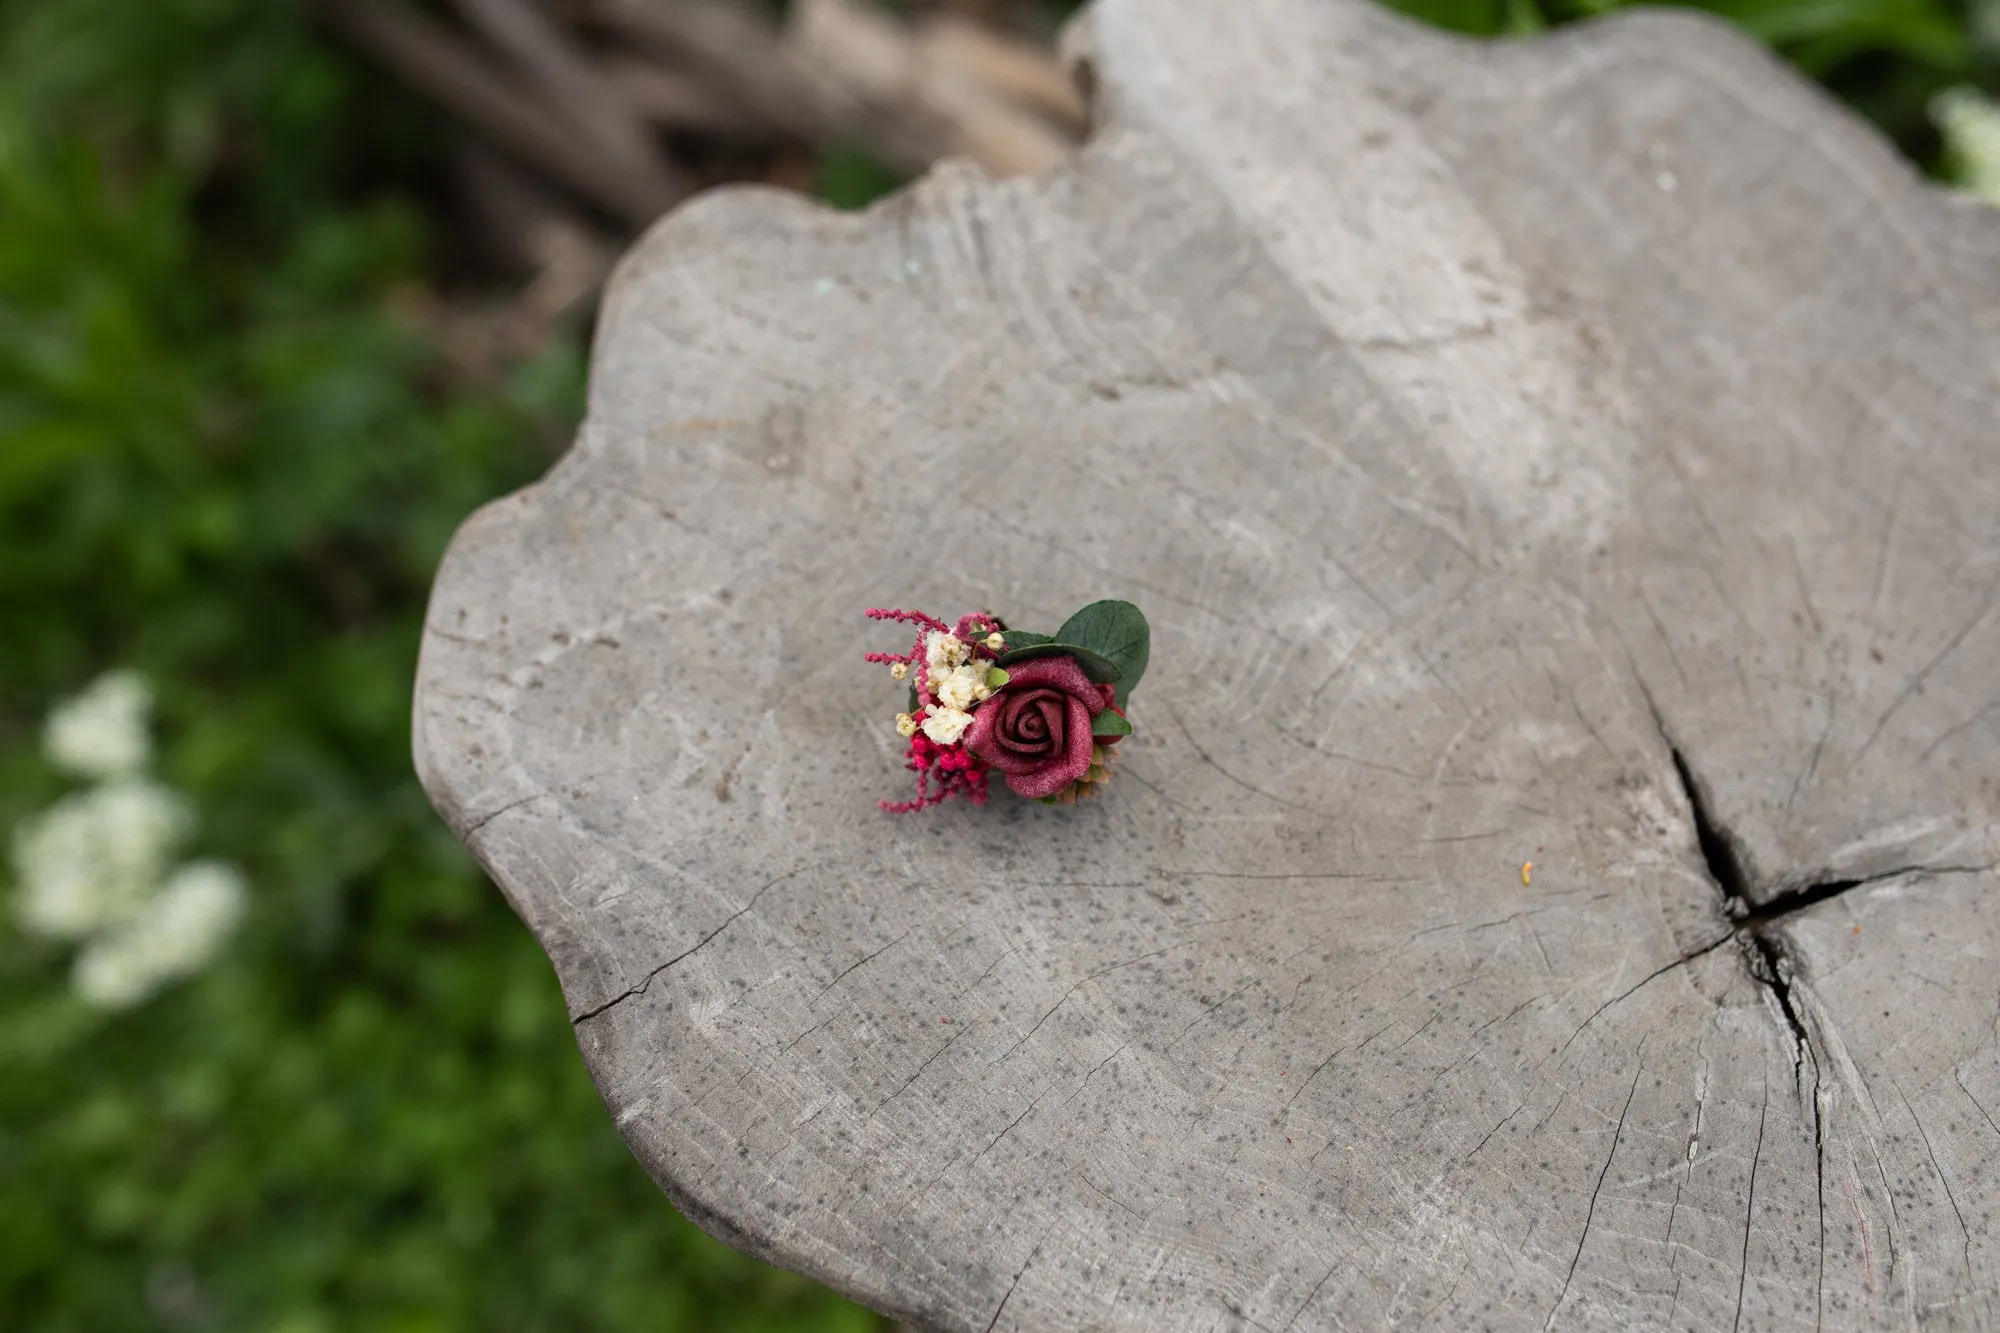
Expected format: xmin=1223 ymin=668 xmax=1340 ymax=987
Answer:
xmin=67 ymin=861 xmax=247 ymax=1011
xmin=1933 ymin=86 xmax=2000 ymax=204
xmin=43 ymin=671 xmax=154 ymax=781
xmin=934 ymin=662 xmax=993 ymax=712
xmin=924 ymin=632 xmax=970 ymax=671
xmin=920 ymin=706 xmax=974 ymax=745
xmin=925 ymin=632 xmax=979 ymax=699
xmin=10 ymin=779 xmax=193 ymax=940
xmin=895 ymin=712 xmax=918 ymax=738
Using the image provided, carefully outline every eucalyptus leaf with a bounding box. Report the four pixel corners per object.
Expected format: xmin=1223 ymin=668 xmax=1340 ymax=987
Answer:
xmin=1091 ymin=710 xmax=1134 ymax=738
xmin=1054 ymin=600 xmax=1150 ymax=706
xmin=997 ymin=629 xmax=1055 ymax=652
xmin=990 ymin=642 xmax=1121 ymax=682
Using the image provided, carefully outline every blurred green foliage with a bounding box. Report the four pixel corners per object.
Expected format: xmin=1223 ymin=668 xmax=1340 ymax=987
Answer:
xmin=0 ymin=0 xmax=882 ymax=1328
xmin=1039 ymin=0 xmax=2000 ymax=173
xmin=816 ymin=144 xmax=912 ymax=211
xmin=0 ymin=0 xmax=1989 ymax=1327
xmin=1378 ymin=0 xmax=2000 ymax=173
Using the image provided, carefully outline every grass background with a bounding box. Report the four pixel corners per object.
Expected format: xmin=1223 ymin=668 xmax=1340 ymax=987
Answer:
xmin=1 ymin=0 xmax=1990 ymax=1328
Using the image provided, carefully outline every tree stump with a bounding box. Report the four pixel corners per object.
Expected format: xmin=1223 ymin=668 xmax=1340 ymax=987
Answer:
xmin=413 ymin=0 xmax=2000 ymax=1326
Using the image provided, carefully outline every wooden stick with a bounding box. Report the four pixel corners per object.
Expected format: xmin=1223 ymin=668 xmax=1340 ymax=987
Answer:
xmin=318 ymin=0 xmax=680 ymax=227
xmin=591 ymin=0 xmax=939 ymax=169
xmin=457 ymin=139 xmax=609 ymax=275
xmin=452 ymin=0 xmax=693 ymax=202
xmin=790 ymin=0 xmax=1072 ymax=177
xmin=917 ymin=14 xmax=1088 ymax=134
xmin=918 ymin=64 xmax=1075 ymax=177
xmin=431 ymin=143 xmax=616 ymax=381
xmin=598 ymin=56 xmax=756 ymax=136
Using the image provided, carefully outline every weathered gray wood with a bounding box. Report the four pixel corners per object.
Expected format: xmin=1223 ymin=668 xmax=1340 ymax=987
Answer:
xmin=412 ymin=0 xmax=2000 ymax=1326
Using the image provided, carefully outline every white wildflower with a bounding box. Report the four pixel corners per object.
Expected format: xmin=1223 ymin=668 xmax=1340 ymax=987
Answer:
xmin=934 ymin=662 xmax=993 ymax=712
xmin=10 ymin=779 xmax=193 ymax=940
xmin=984 ymin=632 xmax=1006 ymax=652
xmin=895 ymin=712 xmax=918 ymax=738
xmin=68 ymin=861 xmax=247 ymax=1011
xmin=889 ymin=661 xmax=910 ymax=681
xmin=12 ymin=671 xmax=250 ymax=1010
xmin=921 ymin=706 xmax=974 ymax=745
xmin=1933 ymin=86 xmax=2000 ymax=204
xmin=145 ymin=861 xmax=246 ymax=976
xmin=43 ymin=671 xmax=154 ymax=781
xmin=72 ymin=932 xmax=161 ymax=1010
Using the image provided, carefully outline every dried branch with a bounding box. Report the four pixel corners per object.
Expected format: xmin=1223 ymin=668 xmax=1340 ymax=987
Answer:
xmin=916 ymin=65 xmax=1075 ymax=177
xmin=789 ymin=0 xmax=1073 ymax=177
xmin=457 ymin=140 xmax=612 ymax=275
xmin=318 ymin=0 xmax=681 ymax=226
xmin=434 ymin=143 xmax=618 ymax=380
xmin=452 ymin=0 xmax=693 ymax=201
xmin=598 ymin=56 xmax=754 ymax=135
xmin=591 ymin=0 xmax=940 ymax=169
xmin=917 ymin=14 xmax=1088 ymax=134
xmin=332 ymin=0 xmax=1087 ymax=364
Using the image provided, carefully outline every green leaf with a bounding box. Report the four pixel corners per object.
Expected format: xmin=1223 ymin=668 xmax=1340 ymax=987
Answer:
xmin=1091 ymin=710 xmax=1133 ymax=738
xmin=985 ymin=666 xmax=1010 ymax=690
xmin=997 ymin=629 xmax=1055 ymax=652
xmin=907 ymin=683 xmax=919 ymax=713
xmin=1054 ymin=600 xmax=1150 ymax=706
xmin=990 ymin=642 xmax=1121 ymax=682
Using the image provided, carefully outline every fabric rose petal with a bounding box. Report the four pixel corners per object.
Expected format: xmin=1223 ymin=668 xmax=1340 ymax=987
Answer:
xmin=962 ymin=656 xmax=1105 ymax=798
xmin=864 ymin=601 xmax=1148 ymax=812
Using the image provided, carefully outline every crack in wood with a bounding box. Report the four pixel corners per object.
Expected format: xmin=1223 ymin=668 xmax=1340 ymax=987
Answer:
xmin=980 ymin=1227 xmax=1053 ymax=1333
xmin=1732 ymin=1078 xmax=1770 ymax=1333
xmin=1656 ymin=709 xmax=1854 ymax=1332
xmin=570 ymin=864 xmax=814 ymax=1025
xmin=1544 ymin=1052 xmax=1646 ymax=1330
xmin=460 ymin=791 xmax=543 ymax=837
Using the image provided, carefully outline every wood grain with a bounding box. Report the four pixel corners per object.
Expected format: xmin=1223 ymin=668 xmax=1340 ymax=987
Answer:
xmin=414 ymin=0 xmax=2000 ymax=1326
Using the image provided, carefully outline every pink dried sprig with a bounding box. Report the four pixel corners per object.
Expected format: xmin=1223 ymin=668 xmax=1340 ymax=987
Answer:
xmin=952 ymin=612 xmax=1003 ymax=652
xmin=866 ymin=607 xmax=950 ymax=634
xmin=880 ymin=710 xmax=991 ymax=812
xmin=865 ymin=643 xmax=930 ymax=706
xmin=864 ymin=606 xmax=960 ymax=707
xmin=866 ymin=607 xmax=996 ymax=810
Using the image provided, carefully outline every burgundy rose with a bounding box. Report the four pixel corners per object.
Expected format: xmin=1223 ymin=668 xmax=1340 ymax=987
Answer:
xmin=963 ymin=655 xmax=1110 ymax=799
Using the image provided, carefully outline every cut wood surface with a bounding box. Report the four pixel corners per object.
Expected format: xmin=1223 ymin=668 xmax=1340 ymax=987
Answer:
xmin=413 ymin=0 xmax=2000 ymax=1327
